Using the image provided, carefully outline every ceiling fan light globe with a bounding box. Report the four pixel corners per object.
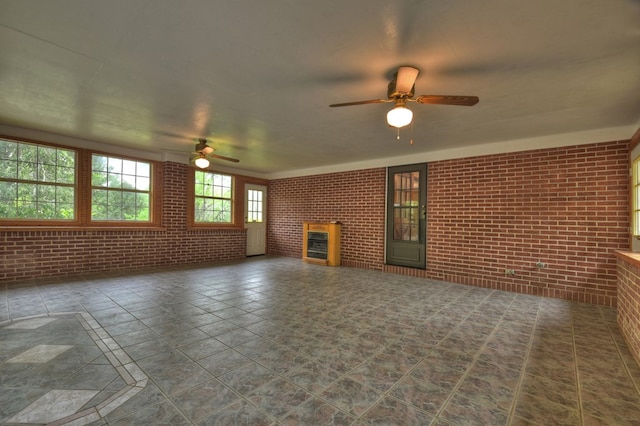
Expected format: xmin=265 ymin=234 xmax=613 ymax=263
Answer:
xmin=387 ymin=106 xmax=413 ymax=128
xmin=194 ymin=156 xmax=210 ymax=169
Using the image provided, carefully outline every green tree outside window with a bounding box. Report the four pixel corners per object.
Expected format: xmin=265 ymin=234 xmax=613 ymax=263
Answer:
xmin=91 ymin=155 xmax=151 ymax=221
xmin=194 ymin=171 xmax=232 ymax=223
xmin=0 ymin=139 xmax=76 ymax=220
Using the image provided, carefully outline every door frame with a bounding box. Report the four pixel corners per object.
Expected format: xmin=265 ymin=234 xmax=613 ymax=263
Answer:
xmin=385 ymin=163 xmax=427 ymax=268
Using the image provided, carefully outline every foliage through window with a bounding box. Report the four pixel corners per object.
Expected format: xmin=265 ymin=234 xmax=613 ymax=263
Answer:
xmin=0 ymin=137 xmax=159 ymax=227
xmin=0 ymin=139 xmax=76 ymax=220
xmin=194 ymin=171 xmax=233 ymax=223
xmin=91 ymin=154 xmax=151 ymax=221
xmin=633 ymin=156 xmax=640 ymax=237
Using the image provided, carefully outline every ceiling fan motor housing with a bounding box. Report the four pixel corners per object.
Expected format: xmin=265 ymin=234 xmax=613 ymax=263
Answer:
xmin=387 ymin=77 xmax=415 ymax=99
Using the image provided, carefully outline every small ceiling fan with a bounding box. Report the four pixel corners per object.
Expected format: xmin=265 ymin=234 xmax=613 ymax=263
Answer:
xmin=192 ymin=138 xmax=239 ymax=169
xmin=329 ymin=66 xmax=479 ymax=128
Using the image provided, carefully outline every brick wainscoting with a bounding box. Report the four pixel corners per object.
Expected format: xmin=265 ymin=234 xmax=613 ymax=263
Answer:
xmin=268 ymin=140 xmax=629 ymax=306
xmin=0 ymin=162 xmax=247 ymax=282
xmin=616 ymin=252 xmax=640 ymax=366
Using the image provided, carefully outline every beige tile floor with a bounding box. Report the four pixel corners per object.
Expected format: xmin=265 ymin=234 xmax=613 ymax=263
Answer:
xmin=1 ymin=256 xmax=640 ymax=425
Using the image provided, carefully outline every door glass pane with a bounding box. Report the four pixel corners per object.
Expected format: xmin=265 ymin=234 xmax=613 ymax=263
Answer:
xmin=247 ymin=189 xmax=263 ymax=222
xmin=392 ymin=171 xmax=420 ymax=241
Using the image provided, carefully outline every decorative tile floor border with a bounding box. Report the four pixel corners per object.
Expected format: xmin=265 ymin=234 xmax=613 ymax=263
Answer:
xmin=1 ymin=312 xmax=148 ymax=425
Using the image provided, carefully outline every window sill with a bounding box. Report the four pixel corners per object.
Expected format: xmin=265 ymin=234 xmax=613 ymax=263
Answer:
xmin=187 ymin=225 xmax=246 ymax=232
xmin=615 ymin=250 xmax=640 ymax=268
xmin=0 ymin=226 xmax=167 ymax=232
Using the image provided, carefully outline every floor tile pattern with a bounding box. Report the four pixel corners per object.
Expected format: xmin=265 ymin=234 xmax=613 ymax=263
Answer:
xmin=1 ymin=312 xmax=147 ymax=425
xmin=1 ymin=256 xmax=639 ymax=425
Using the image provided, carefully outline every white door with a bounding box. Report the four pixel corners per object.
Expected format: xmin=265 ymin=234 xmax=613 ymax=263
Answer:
xmin=245 ymin=184 xmax=267 ymax=256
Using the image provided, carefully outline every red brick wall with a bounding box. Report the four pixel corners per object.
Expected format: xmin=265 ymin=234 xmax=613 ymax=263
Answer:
xmin=616 ymin=253 xmax=640 ymax=366
xmin=268 ymin=140 xmax=629 ymax=306
xmin=268 ymin=168 xmax=386 ymax=269
xmin=0 ymin=162 xmax=247 ymax=282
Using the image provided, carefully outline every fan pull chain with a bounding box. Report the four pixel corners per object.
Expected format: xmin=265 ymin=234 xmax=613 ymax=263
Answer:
xmin=396 ymin=127 xmax=400 ymax=140
xmin=410 ymin=121 xmax=414 ymax=145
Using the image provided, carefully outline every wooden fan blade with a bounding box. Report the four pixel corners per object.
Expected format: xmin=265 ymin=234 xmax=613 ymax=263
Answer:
xmin=209 ymin=153 xmax=239 ymax=163
xmin=329 ymin=99 xmax=390 ymax=107
xmin=396 ymin=66 xmax=419 ymax=93
xmin=415 ymin=95 xmax=479 ymax=106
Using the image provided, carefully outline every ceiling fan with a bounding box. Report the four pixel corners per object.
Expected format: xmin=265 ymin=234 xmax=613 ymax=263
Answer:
xmin=192 ymin=138 xmax=239 ymax=169
xmin=329 ymin=66 xmax=479 ymax=128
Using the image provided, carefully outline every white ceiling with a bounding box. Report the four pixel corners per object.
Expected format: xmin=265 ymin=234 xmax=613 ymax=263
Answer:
xmin=1 ymin=0 xmax=639 ymax=178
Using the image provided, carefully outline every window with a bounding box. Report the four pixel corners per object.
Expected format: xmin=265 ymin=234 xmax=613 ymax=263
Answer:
xmin=91 ymin=154 xmax=151 ymax=221
xmin=0 ymin=136 xmax=160 ymax=227
xmin=633 ymin=156 xmax=640 ymax=237
xmin=193 ymin=170 xmax=233 ymax=223
xmin=0 ymin=139 xmax=76 ymax=220
xmin=247 ymin=189 xmax=263 ymax=222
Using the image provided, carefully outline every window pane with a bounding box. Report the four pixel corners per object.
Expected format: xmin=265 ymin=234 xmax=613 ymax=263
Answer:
xmin=56 ymin=186 xmax=75 ymax=219
xmin=410 ymin=189 xmax=419 ymax=205
xmin=19 ymin=202 xmax=37 ymax=218
xmin=37 ymin=183 xmax=56 ymax=203
xmin=17 ymin=183 xmax=36 ymax=201
xmin=38 ymin=146 xmax=58 ymax=165
xmin=634 ymin=156 xmax=640 ymax=236
xmin=107 ymin=173 xmax=122 ymax=188
xmin=0 ymin=140 xmax=18 ymax=160
xmin=195 ymin=182 xmax=204 ymax=196
xmin=18 ymin=143 xmax=37 ymax=162
xmin=39 ymin=164 xmax=57 ymax=182
xmin=0 ymin=181 xmax=17 ymax=217
xmin=394 ymin=223 xmax=403 ymax=240
xmin=136 ymin=176 xmax=150 ymax=191
xmin=0 ymin=159 xmax=17 ymax=179
xmin=137 ymin=162 xmax=150 ymax=177
xmin=411 ymin=172 xmax=419 ymax=189
xmin=39 ymin=200 xmax=56 ymax=219
xmin=136 ymin=193 xmax=150 ymax=220
xmin=108 ymin=157 xmax=123 ymax=174
xmin=247 ymin=189 xmax=263 ymax=223
xmin=122 ymin=159 xmax=136 ymax=174
xmin=57 ymin=166 xmax=75 ymax=184
xmin=90 ymin=154 xmax=152 ymax=222
xmin=122 ymin=174 xmax=136 ymax=190
xmin=18 ymin=161 xmax=37 ymax=181
xmin=92 ymin=155 xmax=108 ymax=172
xmin=107 ymin=190 xmax=123 ymax=220
xmin=194 ymin=171 xmax=233 ymax=223
xmin=0 ymin=140 xmax=77 ymax=221
xmin=0 ymin=181 xmax=16 ymax=201
xmin=92 ymin=189 xmax=108 ymax=220
xmin=92 ymin=171 xmax=108 ymax=187
xmin=1 ymin=201 xmax=17 ymax=217
xmin=56 ymin=202 xmax=74 ymax=219
xmin=122 ymin=192 xmax=136 ymax=219
xmin=58 ymin=150 xmax=75 ymax=168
